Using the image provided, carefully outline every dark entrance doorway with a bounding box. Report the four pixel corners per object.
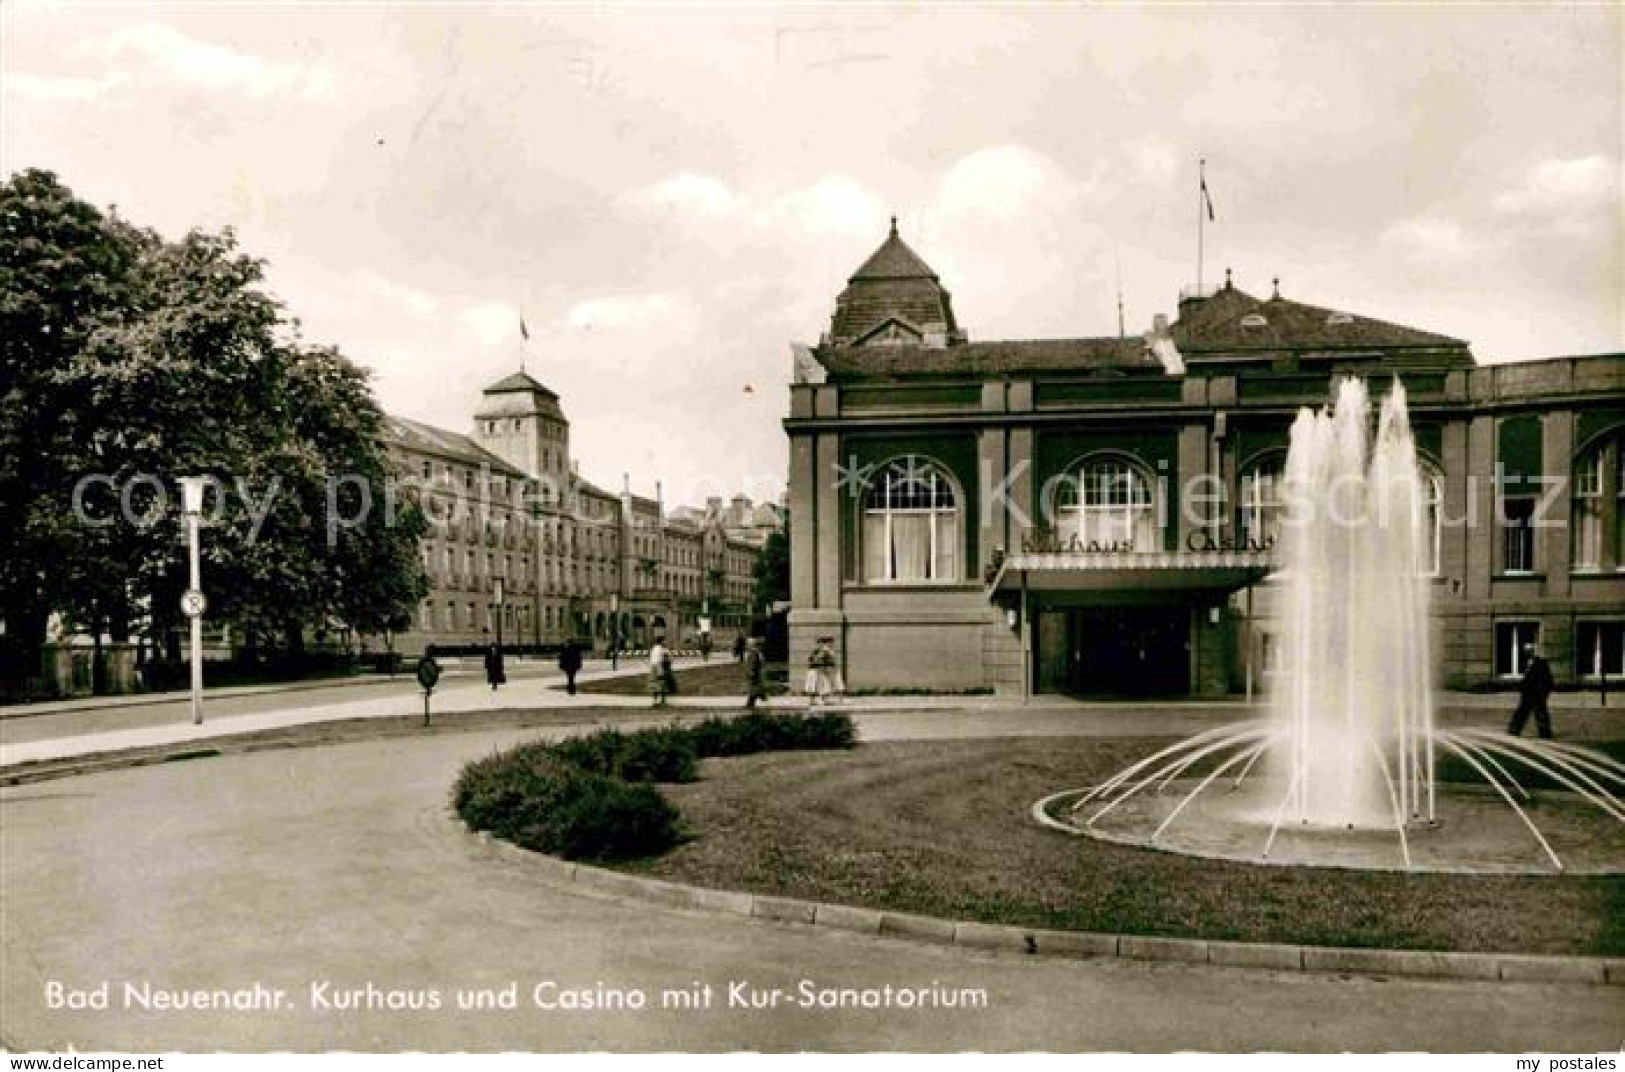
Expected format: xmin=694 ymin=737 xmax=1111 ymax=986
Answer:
xmin=1036 ymin=605 xmax=1190 ymax=697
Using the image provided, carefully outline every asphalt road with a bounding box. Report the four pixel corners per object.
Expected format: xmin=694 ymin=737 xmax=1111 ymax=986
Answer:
xmin=2 ymin=726 xmax=1620 ymax=1052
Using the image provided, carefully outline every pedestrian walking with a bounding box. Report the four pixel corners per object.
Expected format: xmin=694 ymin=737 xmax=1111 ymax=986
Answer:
xmin=699 ymin=631 xmax=713 ymax=663
xmin=1507 ymin=644 xmax=1555 ymax=739
xmin=483 ymin=635 xmax=506 ymax=691
xmin=608 ymin=632 xmax=620 ymax=671
xmin=806 ymin=635 xmax=838 ymax=706
xmin=732 ymin=633 xmax=746 ymax=662
xmin=743 ymin=637 xmax=768 ymax=709
xmin=649 ymin=636 xmax=674 ymax=707
xmin=558 ymin=637 xmax=583 ymax=695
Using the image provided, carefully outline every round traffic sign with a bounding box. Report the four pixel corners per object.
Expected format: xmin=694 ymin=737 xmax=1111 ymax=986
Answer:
xmin=181 ymin=589 xmax=208 ymax=618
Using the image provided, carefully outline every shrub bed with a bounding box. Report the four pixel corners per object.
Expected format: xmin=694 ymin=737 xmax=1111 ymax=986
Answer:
xmin=454 ymin=711 xmax=856 ymax=862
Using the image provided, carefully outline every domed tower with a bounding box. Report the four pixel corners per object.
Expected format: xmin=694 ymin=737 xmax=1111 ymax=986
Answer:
xmin=473 ymin=370 xmax=569 ymax=487
xmin=824 ymin=217 xmax=966 ymax=348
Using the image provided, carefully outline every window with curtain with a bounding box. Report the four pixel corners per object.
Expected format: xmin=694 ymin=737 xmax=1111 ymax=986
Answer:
xmin=1501 ymin=496 xmax=1536 ymax=573
xmin=1573 ymin=448 xmax=1603 ymax=570
xmin=1577 ymin=621 xmax=1625 ymax=679
xmin=1053 ymin=457 xmax=1157 ymax=550
xmin=1239 ymin=457 xmax=1285 ymax=550
xmin=861 ymin=457 xmax=959 ymax=582
xmin=1420 ymin=470 xmax=1444 ymax=576
xmin=1494 ymin=621 xmax=1540 ymax=677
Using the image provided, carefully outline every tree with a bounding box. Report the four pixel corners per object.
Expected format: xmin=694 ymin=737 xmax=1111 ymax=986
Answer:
xmin=0 ymin=170 xmax=428 ymax=694
xmin=0 ymin=170 xmax=141 ymax=691
xmin=751 ymin=522 xmax=790 ymax=614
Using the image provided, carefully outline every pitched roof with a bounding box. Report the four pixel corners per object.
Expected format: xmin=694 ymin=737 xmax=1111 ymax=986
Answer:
xmin=476 ymin=368 xmax=566 ymax=420
xmin=484 ymin=369 xmax=558 ymax=397
xmin=382 ymin=416 xmax=525 ymax=475
xmin=828 ymin=220 xmax=964 ymax=345
xmin=849 ymin=221 xmax=940 ymax=281
xmin=816 ymin=336 xmax=1156 ymax=378
xmin=1172 ymin=284 xmax=1470 ymax=359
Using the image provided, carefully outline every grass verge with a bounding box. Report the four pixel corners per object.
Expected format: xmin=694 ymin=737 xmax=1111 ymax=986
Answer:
xmin=610 ymin=737 xmax=1625 ymax=956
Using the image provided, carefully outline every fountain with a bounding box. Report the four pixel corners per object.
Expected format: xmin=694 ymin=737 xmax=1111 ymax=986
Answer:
xmin=1035 ymin=377 xmax=1625 ymax=873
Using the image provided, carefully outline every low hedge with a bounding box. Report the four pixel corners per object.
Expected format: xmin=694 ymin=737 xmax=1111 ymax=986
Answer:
xmin=549 ymin=726 xmax=700 ymax=784
xmin=454 ymin=711 xmax=856 ymax=862
xmin=688 ymin=710 xmax=857 ymax=757
xmin=453 ymin=745 xmax=681 ymax=861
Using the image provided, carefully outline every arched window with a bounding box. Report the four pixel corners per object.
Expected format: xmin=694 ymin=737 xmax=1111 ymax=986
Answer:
xmin=1052 ymin=456 xmax=1157 ymax=551
xmin=1241 ymin=453 xmax=1443 ymax=573
xmin=1572 ymin=429 xmax=1622 ymax=572
xmin=861 ymin=456 xmax=960 ymax=582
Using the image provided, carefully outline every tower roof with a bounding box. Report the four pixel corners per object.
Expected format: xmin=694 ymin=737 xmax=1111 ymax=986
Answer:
xmin=826 ymin=218 xmax=965 ymax=347
xmin=475 ymin=368 xmax=565 ymax=420
xmin=848 ymin=217 xmax=940 ymax=282
xmin=484 ymin=369 xmax=558 ymax=398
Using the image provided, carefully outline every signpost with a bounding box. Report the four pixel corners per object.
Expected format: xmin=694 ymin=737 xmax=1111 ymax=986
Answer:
xmin=416 ymin=650 xmax=441 ymax=726
xmin=180 ymin=477 xmax=207 ymax=725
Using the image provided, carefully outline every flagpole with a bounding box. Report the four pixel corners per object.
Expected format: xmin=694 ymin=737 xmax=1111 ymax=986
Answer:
xmin=1197 ymin=157 xmax=1206 ymax=295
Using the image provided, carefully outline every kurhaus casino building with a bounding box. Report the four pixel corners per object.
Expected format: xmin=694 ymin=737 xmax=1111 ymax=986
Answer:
xmin=784 ymin=221 xmax=1625 ymax=699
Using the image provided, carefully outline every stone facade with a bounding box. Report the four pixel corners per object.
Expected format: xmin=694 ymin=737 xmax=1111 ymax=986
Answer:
xmin=785 ymin=226 xmax=1625 ymax=697
xmin=380 ymin=371 xmax=775 ymax=654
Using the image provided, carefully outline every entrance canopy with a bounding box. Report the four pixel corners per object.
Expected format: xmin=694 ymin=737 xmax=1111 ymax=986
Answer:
xmin=986 ymin=550 xmax=1274 ymax=597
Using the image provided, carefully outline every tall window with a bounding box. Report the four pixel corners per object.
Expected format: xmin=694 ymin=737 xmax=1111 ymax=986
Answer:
xmin=1054 ymin=457 xmax=1157 ymax=551
xmin=1494 ymin=621 xmax=1540 ymax=678
xmin=1573 ymin=448 xmax=1604 ymax=570
xmin=1501 ymin=495 xmax=1536 ymax=574
xmin=1239 ymin=457 xmax=1284 ymax=550
xmin=862 ymin=457 xmax=959 ymax=582
xmin=1420 ymin=470 xmax=1444 ymax=576
xmin=1572 ymin=429 xmax=1623 ymax=572
xmin=1576 ymin=622 xmax=1624 ymax=680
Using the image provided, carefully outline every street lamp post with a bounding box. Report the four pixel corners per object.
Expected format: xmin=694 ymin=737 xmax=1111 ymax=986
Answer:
xmin=179 ymin=477 xmax=208 ymax=725
xmin=493 ymin=577 xmax=506 ymax=662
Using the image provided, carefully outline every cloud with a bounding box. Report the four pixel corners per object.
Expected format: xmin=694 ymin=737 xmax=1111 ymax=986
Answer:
xmin=766 ymin=175 xmax=885 ymax=237
xmin=622 ymin=172 xmax=739 ymax=217
xmin=458 ymin=302 xmax=519 ymax=347
xmin=351 ymin=271 xmax=440 ymax=319
xmin=4 ymin=72 xmax=118 ymax=102
xmin=1378 ymin=216 xmax=1484 ymax=265
xmin=937 ymin=145 xmax=1080 ymax=219
xmin=1494 ymin=155 xmax=1618 ymax=217
xmin=564 ymin=293 xmax=686 ymax=332
xmin=89 ymin=23 xmax=333 ymax=99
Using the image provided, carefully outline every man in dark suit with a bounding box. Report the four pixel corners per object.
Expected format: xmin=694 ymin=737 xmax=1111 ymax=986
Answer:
xmin=1507 ymin=644 xmax=1554 ymax=739
xmin=558 ymin=637 xmax=583 ymax=695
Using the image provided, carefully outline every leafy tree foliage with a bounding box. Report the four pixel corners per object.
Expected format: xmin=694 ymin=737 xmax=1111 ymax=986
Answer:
xmin=0 ymin=169 xmax=427 ymax=694
xmin=751 ymin=521 xmax=789 ymax=614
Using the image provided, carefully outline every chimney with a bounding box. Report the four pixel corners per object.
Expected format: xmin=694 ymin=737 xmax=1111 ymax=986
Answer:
xmin=1146 ymin=313 xmax=1185 ymax=376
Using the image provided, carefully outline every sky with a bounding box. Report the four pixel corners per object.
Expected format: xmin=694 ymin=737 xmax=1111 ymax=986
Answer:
xmin=3 ymin=3 xmax=1621 ymax=507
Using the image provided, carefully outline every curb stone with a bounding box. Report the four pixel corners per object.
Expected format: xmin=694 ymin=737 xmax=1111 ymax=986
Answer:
xmin=1119 ymin=935 xmax=1210 ymax=964
xmin=1496 ymin=954 xmax=1606 ymax=985
xmin=878 ymin=911 xmax=958 ymax=945
xmin=1207 ymin=941 xmax=1303 ymax=971
xmin=459 ymin=825 xmax=1622 ymax=986
xmin=814 ymin=903 xmax=883 ymax=934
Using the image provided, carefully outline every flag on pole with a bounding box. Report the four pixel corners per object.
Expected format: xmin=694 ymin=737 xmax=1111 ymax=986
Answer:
xmin=519 ymin=314 xmax=530 ymax=342
xmin=1200 ymin=168 xmax=1215 ymax=221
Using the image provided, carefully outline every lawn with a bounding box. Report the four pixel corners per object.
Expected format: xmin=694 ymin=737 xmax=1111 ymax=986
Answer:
xmin=613 ymin=737 xmax=1625 ymax=956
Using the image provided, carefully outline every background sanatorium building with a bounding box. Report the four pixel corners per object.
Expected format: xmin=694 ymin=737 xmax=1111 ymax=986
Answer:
xmin=383 ymin=370 xmax=779 ymax=653
xmin=784 ymin=220 xmax=1625 ymax=698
